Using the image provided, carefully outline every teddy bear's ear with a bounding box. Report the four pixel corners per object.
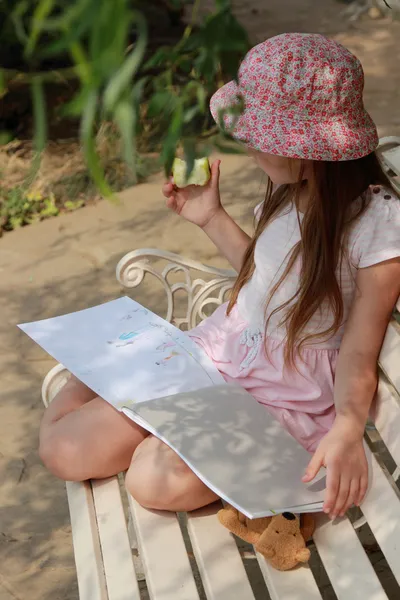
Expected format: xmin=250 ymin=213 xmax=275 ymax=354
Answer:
xmin=300 ymin=513 xmax=316 ymax=542
xmin=296 ymin=547 xmax=311 ymax=564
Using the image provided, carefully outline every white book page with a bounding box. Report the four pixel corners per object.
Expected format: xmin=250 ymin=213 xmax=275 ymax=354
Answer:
xmin=122 ymin=405 xmax=325 ymax=516
xmin=124 ymin=383 xmax=329 ymax=518
xmin=19 ymin=297 xmax=225 ymax=408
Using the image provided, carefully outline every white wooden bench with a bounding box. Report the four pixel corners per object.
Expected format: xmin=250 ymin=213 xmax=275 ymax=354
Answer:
xmin=379 ymin=136 xmax=400 ymax=195
xmin=42 ymin=140 xmax=400 ymax=600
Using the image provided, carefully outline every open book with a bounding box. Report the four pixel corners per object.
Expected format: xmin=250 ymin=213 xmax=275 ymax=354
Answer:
xmin=19 ymin=296 xmax=329 ymax=518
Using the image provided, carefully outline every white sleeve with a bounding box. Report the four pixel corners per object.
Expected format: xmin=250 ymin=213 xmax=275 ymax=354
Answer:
xmin=351 ymin=188 xmax=400 ymax=269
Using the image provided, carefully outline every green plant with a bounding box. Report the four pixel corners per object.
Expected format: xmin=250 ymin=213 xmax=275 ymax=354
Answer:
xmin=0 ymin=0 xmax=250 ymax=194
xmin=64 ymin=199 xmax=85 ymax=211
xmin=0 ymin=187 xmax=59 ymax=231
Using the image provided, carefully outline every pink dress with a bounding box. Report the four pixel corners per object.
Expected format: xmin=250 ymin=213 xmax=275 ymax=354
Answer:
xmin=189 ymin=186 xmax=400 ymax=452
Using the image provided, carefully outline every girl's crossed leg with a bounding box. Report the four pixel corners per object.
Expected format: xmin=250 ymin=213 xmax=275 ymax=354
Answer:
xmin=39 ymin=376 xmax=218 ymax=511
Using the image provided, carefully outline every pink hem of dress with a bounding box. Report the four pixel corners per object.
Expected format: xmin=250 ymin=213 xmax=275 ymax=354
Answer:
xmin=189 ymin=303 xmax=337 ymax=452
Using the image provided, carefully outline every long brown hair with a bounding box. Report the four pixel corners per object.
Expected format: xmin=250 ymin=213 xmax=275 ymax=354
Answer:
xmin=227 ymin=152 xmax=395 ymax=365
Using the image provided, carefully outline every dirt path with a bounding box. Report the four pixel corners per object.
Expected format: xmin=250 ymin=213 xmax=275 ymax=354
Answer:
xmin=0 ymin=2 xmax=399 ymax=599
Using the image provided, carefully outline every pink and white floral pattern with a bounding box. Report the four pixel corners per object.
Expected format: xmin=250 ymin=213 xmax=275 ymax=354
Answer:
xmin=210 ymin=33 xmax=378 ymax=161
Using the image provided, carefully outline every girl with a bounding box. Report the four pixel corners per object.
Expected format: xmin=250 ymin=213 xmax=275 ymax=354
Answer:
xmin=39 ymin=33 xmax=400 ymax=521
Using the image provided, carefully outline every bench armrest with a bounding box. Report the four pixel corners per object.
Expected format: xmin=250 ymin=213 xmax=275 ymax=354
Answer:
xmin=116 ymin=248 xmax=236 ymax=330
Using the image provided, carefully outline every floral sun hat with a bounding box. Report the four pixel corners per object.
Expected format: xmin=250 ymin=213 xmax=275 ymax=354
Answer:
xmin=210 ymin=33 xmax=378 ymax=161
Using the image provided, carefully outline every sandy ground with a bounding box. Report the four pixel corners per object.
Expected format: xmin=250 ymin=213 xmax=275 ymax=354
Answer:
xmin=1 ymin=1 xmax=399 ymax=598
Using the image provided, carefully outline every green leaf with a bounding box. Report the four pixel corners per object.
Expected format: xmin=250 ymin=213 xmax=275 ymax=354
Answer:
xmin=32 ymin=78 xmax=47 ymax=153
xmin=130 ymin=77 xmax=148 ymax=137
xmin=41 ymin=17 xmax=91 ymax=57
xmin=11 ymin=1 xmax=29 ymax=45
xmin=183 ymin=105 xmax=200 ymax=124
xmin=161 ymin=103 xmax=183 ymax=175
xmin=215 ymin=0 xmax=231 ymax=9
xmin=89 ymin=0 xmax=115 ymax=60
xmin=197 ymin=8 xmax=249 ymax=80
xmin=28 ymin=77 xmax=47 ymax=183
xmin=80 ymin=91 xmax=113 ymax=198
xmin=196 ymin=142 xmax=213 ymax=157
xmin=61 ymin=87 xmax=92 ymax=117
xmin=114 ymin=98 xmax=137 ymax=185
xmin=196 ymin=85 xmax=207 ymax=113
xmin=89 ymin=0 xmax=132 ymax=77
xmin=213 ymin=134 xmax=244 ymax=154
xmin=70 ymin=42 xmax=94 ymax=86
xmin=25 ymin=0 xmax=55 ymax=57
xmin=143 ymin=47 xmax=169 ymax=70
xmin=220 ymin=50 xmax=242 ymax=80
xmin=40 ymin=0 xmax=92 ymax=31
xmin=40 ymin=0 xmax=98 ymax=56
xmin=147 ymin=91 xmax=178 ymax=118
xmin=201 ymin=11 xmax=227 ymax=47
xmin=131 ymin=77 xmax=148 ymax=105
xmin=183 ymin=138 xmax=196 ymax=178
xmin=194 ymin=50 xmax=216 ymax=82
xmin=103 ymin=11 xmax=147 ymax=113
xmin=12 ymin=1 xmax=30 ymax=19
xmin=177 ymin=57 xmax=193 ymax=74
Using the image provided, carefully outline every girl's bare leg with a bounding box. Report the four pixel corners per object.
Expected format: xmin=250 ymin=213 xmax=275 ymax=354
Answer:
xmin=39 ymin=375 xmax=149 ymax=481
xmin=40 ymin=375 xmax=218 ymax=511
xmin=125 ymin=435 xmax=219 ymax=512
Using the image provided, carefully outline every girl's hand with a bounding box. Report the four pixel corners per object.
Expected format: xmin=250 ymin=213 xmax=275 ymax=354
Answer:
xmin=302 ymin=421 xmax=369 ymax=519
xmin=162 ymin=160 xmax=222 ymax=228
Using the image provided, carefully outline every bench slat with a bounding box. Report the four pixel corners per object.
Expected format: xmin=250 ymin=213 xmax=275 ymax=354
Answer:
xmin=256 ymin=553 xmax=322 ymax=600
xmin=362 ymin=454 xmax=400 ymax=585
xmin=127 ymin=494 xmax=200 ymax=600
xmin=66 ymin=481 xmax=108 ymax=600
xmin=186 ymin=503 xmax=255 ymax=600
xmin=373 ymin=378 xmax=400 ymax=468
xmin=92 ymin=477 xmax=140 ymax=600
xmin=381 ymin=146 xmax=400 ymax=175
xmin=379 ymin=319 xmax=400 ymax=394
xmin=313 ymin=514 xmax=388 ymax=600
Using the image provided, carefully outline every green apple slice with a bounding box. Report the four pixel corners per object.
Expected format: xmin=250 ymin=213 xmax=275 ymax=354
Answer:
xmin=172 ymin=157 xmax=211 ymax=187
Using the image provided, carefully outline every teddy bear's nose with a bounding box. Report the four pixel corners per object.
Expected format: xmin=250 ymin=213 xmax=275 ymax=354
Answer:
xmin=282 ymin=512 xmax=296 ymax=521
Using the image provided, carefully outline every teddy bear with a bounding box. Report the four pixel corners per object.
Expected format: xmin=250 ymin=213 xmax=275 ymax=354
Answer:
xmin=218 ymin=504 xmax=316 ymax=571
